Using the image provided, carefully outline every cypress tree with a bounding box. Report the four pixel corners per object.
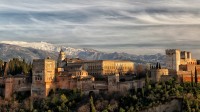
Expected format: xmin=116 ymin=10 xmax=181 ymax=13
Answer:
xmin=156 ymin=62 xmax=159 ymax=69
xmin=145 ymin=72 xmax=150 ymax=89
xmin=191 ymin=71 xmax=194 ymax=87
xmin=195 ymin=67 xmax=198 ymax=86
xmin=141 ymin=87 xmax=144 ymax=97
xmin=159 ymin=63 xmax=161 ymax=69
xmin=90 ymin=97 xmax=96 ymax=112
xmin=186 ymin=99 xmax=191 ymax=112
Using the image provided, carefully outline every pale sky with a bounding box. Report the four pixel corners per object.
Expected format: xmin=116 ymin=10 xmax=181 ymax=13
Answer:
xmin=0 ymin=0 xmax=200 ymax=57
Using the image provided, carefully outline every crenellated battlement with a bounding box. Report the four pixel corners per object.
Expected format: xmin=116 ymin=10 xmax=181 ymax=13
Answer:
xmin=180 ymin=51 xmax=191 ymax=60
xmin=165 ymin=49 xmax=180 ymax=55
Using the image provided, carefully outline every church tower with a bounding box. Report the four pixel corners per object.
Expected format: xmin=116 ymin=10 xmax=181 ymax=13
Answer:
xmin=57 ymin=49 xmax=66 ymax=68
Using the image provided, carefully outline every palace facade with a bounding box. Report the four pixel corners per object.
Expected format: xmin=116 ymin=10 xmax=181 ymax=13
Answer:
xmin=0 ymin=50 xmax=144 ymax=99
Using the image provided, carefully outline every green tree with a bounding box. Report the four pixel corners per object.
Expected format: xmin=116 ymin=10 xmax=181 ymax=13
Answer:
xmin=90 ymin=97 xmax=96 ymax=112
xmin=127 ymin=106 xmax=134 ymax=112
xmin=145 ymin=72 xmax=150 ymax=89
xmin=60 ymin=94 xmax=68 ymax=103
xmin=141 ymin=88 xmax=144 ymax=97
xmin=186 ymin=99 xmax=191 ymax=112
xmin=195 ymin=67 xmax=198 ymax=86
xmin=7 ymin=58 xmax=32 ymax=75
xmin=195 ymin=100 xmax=199 ymax=111
xmin=51 ymin=96 xmax=59 ymax=104
xmin=191 ymin=71 xmax=194 ymax=87
xmin=119 ymin=107 xmax=125 ymax=112
xmin=102 ymin=109 xmax=108 ymax=112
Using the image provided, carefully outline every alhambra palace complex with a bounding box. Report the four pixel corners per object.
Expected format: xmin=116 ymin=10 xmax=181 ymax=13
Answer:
xmin=0 ymin=49 xmax=200 ymax=99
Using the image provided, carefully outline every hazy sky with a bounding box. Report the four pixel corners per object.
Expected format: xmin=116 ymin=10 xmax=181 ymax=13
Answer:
xmin=0 ymin=0 xmax=200 ymax=56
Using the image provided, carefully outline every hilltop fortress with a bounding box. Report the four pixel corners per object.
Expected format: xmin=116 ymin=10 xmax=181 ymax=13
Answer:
xmin=0 ymin=50 xmax=144 ymax=99
xmin=0 ymin=49 xmax=200 ymax=99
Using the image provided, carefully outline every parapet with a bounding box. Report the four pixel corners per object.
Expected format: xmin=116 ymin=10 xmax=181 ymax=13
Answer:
xmin=187 ymin=52 xmax=192 ymax=59
xmin=165 ymin=49 xmax=180 ymax=55
xmin=181 ymin=51 xmax=188 ymax=59
xmin=33 ymin=58 xmax=55 ymax=64
xmin=180 ymin=51 xmax=192 ymax=60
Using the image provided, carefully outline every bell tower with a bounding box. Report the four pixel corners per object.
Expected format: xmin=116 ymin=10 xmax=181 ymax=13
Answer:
xmin=57 ymin=49 xmax=66 ymax=68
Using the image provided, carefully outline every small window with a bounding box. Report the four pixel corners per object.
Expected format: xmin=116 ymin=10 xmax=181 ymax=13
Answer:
xmin=18 ymin=80 xmax=21 ymax=85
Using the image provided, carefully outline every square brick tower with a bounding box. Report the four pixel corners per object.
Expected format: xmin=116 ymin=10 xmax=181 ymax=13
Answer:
xmin=166 ymin=49 xmax=181 ymax=71
xmin=31 ymin=58 xmax=55 ymax=98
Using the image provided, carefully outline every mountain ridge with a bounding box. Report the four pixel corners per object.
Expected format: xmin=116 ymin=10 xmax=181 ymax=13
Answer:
xmin=0 ymin=41 xmax=165 ymax=64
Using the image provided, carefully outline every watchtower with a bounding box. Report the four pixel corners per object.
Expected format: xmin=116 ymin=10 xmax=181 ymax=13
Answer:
xmin=31 ymin=58 xmax=55 ymax=98
xmin=57 ymin=49 xmax=66 ymax=68
xmin=165 ymin=49 xmax=180 ymax=71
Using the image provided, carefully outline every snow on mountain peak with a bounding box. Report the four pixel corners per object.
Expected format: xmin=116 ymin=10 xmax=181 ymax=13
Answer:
xmin=0 ymin=41 xmax=165 ymax=64
xmin=0 ymin=41 xmax=56 ymax=51
xmin=0 ymin=41 xmax=97 ymax=56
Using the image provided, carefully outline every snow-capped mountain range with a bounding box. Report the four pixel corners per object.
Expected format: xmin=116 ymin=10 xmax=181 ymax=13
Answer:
xmin=0 ymin=41 xmax=165 ymax=64
xmin=0 ymin=41 xmax=96 ymax=56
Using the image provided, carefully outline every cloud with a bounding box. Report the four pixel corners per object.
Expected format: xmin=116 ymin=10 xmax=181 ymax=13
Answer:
xmin=0 ymin=0 xmax=200 ymax=56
